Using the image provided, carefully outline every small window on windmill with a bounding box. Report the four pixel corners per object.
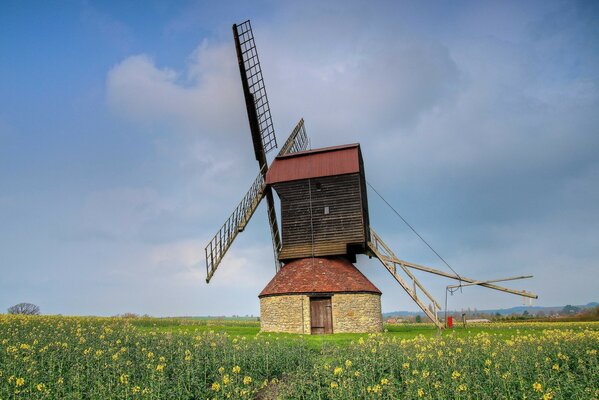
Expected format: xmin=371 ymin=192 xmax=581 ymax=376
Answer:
xmin=324 ymin=206 xmax=330 ymax=215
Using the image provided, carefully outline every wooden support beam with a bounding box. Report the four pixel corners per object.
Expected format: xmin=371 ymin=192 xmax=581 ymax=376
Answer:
xmin=393 ymin=259 xmax=538 ymax=299
xmin=447 ymin=275 xmax=533 ymax=289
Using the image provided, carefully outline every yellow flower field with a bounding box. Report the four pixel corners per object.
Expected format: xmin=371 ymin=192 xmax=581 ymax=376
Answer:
xmin=0 ymin=315 xmax=597 ymax=399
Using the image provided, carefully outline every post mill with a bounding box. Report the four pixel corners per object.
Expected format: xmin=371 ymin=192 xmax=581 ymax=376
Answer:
xmin=204 ymin=20 xmax=538 ymax=334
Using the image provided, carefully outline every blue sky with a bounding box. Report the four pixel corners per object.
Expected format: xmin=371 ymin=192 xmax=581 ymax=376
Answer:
xmin=1 ymin=0 xmax=598 ymax=316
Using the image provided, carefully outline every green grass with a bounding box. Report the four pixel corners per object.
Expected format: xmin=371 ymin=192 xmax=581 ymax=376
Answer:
xmin=130 ymin=319 xmax=571 ymax=350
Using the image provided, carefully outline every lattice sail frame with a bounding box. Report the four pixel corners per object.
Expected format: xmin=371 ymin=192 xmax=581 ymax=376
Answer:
xmin=234 ymin=20 xmax=277 ymax=155
xmin=204 ymin=119 xmax=310 ymax=283
xmin=205 ymin=166 xmax=267 ymax=283
xmin=278 ymin=118 xmax=309 ymax=157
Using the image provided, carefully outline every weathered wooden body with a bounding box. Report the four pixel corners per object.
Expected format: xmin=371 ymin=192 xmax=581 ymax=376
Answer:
xmin=266 ymin=144 xmax=370 ymax=261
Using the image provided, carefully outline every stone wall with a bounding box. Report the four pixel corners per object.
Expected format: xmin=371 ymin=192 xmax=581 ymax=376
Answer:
xmin=332 ymin=293 xmax=383 ymax=333
xmin=260 ymin=293 xmax=383 ymax=334
xmin=260 ymin=295 xmax=311 ymax=334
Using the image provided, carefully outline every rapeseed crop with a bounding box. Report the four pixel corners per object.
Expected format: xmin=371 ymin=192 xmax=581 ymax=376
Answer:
xmin=0 ymin=315 xmax=597 ymax=399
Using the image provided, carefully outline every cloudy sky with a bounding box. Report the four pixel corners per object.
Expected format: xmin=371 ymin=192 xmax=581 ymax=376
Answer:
xmin=1 ymin=1 xmax=597 ymax=316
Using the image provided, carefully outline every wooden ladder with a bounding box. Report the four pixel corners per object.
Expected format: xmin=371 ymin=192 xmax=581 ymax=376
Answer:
xmin=368 ymin=228 xmax=443 ymax=329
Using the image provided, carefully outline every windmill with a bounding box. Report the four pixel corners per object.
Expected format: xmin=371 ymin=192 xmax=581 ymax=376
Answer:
xmin=205 ymin=20 xmax=537 ymax=333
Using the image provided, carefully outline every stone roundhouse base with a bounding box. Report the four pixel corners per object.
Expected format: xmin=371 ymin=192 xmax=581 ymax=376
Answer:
xmin=259 ymin=293 xmax=383 ymax=334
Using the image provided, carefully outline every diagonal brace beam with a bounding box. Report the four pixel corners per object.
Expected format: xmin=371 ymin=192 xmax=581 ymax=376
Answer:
xmin=369 ymin=228 xmax=538 ymax=299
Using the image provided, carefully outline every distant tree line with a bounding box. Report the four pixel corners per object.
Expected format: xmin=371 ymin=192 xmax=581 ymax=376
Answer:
xmin=8 ymin=303 xmax=40 ymax=315
xmin=385 ymin=305 xmax=599 ymax=323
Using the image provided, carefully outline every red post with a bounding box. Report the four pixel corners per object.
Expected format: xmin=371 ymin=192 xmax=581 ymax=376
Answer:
xmin=447 ymin=316 xmax=453 ymax=328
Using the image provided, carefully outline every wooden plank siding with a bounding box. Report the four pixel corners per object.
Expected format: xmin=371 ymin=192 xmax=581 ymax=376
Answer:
xmin=274 ymin=173 xmax=368 ymax=260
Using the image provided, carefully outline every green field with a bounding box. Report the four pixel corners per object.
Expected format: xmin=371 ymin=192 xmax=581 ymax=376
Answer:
xmin=1 ymin=315 xmax=597 ymax=399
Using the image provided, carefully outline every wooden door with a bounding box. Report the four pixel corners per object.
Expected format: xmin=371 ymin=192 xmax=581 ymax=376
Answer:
xmin=310 ymin=297 xmax=333 ymax=334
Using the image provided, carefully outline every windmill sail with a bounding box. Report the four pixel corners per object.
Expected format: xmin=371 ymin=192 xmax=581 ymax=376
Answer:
xmin=277 ymin=118 xmax=309 ymax=157
xmin=233 ymin=20 xmax=282 ymax=271
xmin=205 ymin=121 xmax=311 ymax=281
xmin=233 ymin=20 xmax=277 ymax=160
xmin=205 ymin=168 xmax=267 ymax=283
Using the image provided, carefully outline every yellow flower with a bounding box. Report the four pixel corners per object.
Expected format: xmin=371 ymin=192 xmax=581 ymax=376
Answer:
xmin=418 ymin=388 xmax=424 ymax=397
xmin=451 ymin=371 xmax=461 ymax=380
xmin=218 ymin=366 xmax=225 ymax=374
xmin=552 ymin=364 xmax=560 ymax=371
xmin=211 ymin=382 xmax=220 ymax=392
xmin=330 ymin=381 xmax=338 ymax=389
xmin=223 ymin=374 xmax=230 ymax=385
xmin=533 ymin=382 xmax=542 ymax=392
xmin=422 ymin=370 xmax=430 ymax=378
xmin=380 ymin=378 xmax=389 ymax=385
xmin=243 ymin=376 xmax=252 ymax=385
xmin=354 ymin=371 xmax=361 ymax=377
xmin=345 ymin=359 xmax=352 ymax=368
xmin=458 ymin=383 xmax=467 ymax=392
xmin=132 ymin=386 xmax=140 ymax=394
xmin=147 ymin=352 xmax=154 ymax=359
xmin=57 ymin=377 xmax=64 ymax=385
xmin=36 ymin=383 xmax=46 ymax=392
xmin=119 ymin=374 xmax=129 ymax=385
xmin=15 ymin=377 xmax=25 ymax=387
xmin=372 ymin=384 xmax=381 ymax=393
xmin=484 ymin=359 xmax=492 ymax=366
xmin=333 ymin=367 xmax=343 ymax=376
xmin=232 ymin=365 xmax=241 ymax=374
xmin=542 ymin=391 xmax=554 ymax=400
xmin=402 ymin=362 xmax=410 ymax=370
xmin=156 ymin=363 xmax=165 ymax=372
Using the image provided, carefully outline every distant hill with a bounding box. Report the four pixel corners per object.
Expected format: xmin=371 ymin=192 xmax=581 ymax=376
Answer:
xmin=383 ymin=302 xmax=598 ymax=318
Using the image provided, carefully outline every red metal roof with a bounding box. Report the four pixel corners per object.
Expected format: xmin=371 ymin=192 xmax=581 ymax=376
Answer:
xmin=259 ymin=257 xmax=381 ymax=297
xmin=266 ymin=144 xmax=361 ymax=184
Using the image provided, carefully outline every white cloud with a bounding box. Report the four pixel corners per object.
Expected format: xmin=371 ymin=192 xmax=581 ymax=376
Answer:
xmin=106 ymin=41 xmax=246 ymax=138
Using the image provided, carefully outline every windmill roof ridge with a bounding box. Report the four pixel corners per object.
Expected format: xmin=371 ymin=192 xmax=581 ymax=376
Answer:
xmin=259 ymin=257 xmax=381 ymax=298
xmin=276 ymin=143 xmax=360 ymax=159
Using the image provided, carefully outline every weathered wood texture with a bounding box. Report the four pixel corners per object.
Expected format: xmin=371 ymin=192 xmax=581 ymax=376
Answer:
xmin=274 ymin=173 xmax=369 ymax=260
xmin=310 ymin=297 xmax=333 ymax=334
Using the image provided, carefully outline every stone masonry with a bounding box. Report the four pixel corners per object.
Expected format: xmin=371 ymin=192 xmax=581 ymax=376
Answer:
xmin=260 ymin=295 xmax=311 ymax=334
xmin=260 ymin=293 xmax=382 ymax=334
xmin=331 ymin=293 xmax=383 ymax=333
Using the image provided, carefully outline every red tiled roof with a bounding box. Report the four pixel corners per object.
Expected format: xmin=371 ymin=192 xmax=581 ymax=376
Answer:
xmin=259 ymin=257 xmax=381 ymax=297
xmin=265 ymin=144 xmax=361 ymax=184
